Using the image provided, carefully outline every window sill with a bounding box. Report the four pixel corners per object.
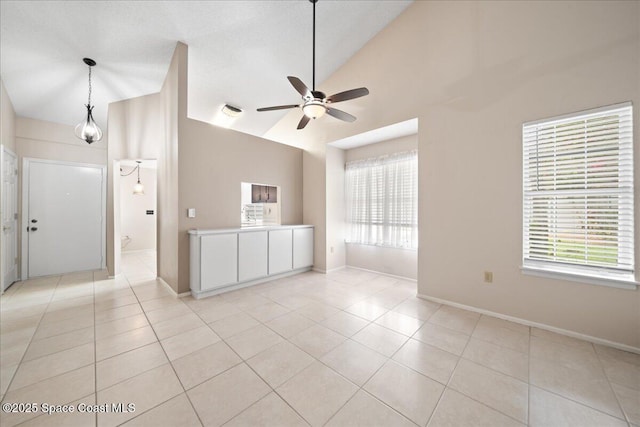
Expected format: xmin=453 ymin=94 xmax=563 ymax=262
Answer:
xmin=521 ymin=266 xmax=638 ymax=290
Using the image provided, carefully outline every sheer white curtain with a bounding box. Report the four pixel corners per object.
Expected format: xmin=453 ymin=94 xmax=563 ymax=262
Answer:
xmin=345 ymin=150 xmax=418 ymax=249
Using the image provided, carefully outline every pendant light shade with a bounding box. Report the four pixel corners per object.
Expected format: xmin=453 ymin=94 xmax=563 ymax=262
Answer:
xmin=75 ymin=58 xmax=103 ymax=144
xmin=302 ymin=101 xmax=326 ymax=119
xmin=74 ymin=104 xmax=103 ymax=144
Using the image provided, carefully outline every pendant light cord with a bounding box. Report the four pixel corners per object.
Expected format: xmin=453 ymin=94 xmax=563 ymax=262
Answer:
xmin=87 ymin=65 xmax=92 ymax=106
xmin=312 ymin=0 xmax=316 ymax=91
xmin=119 ymin=164 xmax=139 ymax=177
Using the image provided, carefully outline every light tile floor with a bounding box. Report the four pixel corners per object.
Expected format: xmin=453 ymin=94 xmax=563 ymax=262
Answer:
xmin=1 ymin=250 xmax=638 ymax=426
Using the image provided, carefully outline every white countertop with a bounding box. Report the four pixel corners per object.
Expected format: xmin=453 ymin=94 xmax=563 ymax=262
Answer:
xmin=188 ymin=224 xmax=314 ymax=235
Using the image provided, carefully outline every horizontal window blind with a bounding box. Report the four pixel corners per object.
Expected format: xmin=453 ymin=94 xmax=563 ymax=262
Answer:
xmin=523 ymin=103 xmax=634 ymax=278
xmin=345 ymin=150 xmax=418 ymax=249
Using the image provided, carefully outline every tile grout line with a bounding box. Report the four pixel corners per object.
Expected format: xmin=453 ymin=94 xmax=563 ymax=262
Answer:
xmin=592 ymin=343 xmax=631 ymax=424
xmin=92 ymin=271 xmax=98 ymax=427
xmin=120 ymin=270 xmax=207 ymax=427
xmin=1 ymin=274 xmax=62 ymax=402
xmin=195 ymin=274 xmax=407 ymax=426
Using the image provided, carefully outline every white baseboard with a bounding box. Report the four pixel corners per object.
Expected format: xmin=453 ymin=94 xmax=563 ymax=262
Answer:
xmin=346 ymin=265 xmax=417 ymax=282
xmin=108 ymin=274 xmax=122 ymax=279
xmin=312 ymin=265 xmax=346 ymax=274
xmin=157 ymin=277 xmax=191 ymax=298
xmin=417 ymin=293 xmax=640 ymax=355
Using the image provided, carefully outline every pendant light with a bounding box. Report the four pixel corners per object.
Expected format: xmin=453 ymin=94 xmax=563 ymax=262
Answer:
xmin=132 ymin=161 xmax=145 ymax=195
xmin=120 ymin=161 xmax=145 ymax=195
xmin=74 ymin=58 xmax=103 ymax=144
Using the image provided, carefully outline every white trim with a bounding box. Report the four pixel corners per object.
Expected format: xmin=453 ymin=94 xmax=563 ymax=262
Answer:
xmin=521 ymin=266 xmax=637 ymax=290
xmin=417 ymin=293 xmax=640 ymax=355
xmin=523 ymin=101 xmax=632 ymax=127
xmin=107 ymin=274 xmax=122 ymax=279
xmin=312 ymin=265 xmax=345 ymax=274
xmin=21 ymin=157 xmax=107 ymax=280
xmin=1 ymin=145 xmax=19 ymax=292
xmin=345 ymin=265 xmax=417 ymax=282
xmin=157 ymin=276 xmax=190 ymax=298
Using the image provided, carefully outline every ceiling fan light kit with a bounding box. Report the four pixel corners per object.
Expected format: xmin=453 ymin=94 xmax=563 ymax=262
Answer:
xmin=74 ymin=57 xmax=103 ymax=144
xmin=257 ymin=0 xmax=369 ymax=130
xmin=221 ymin=104 xmax=243 ymax=117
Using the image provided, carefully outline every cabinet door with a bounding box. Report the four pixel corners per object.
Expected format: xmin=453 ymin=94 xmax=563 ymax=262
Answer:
xmin=238 ymin=231 xmax=268 ymax=282
xmin=268 ymin=229 xmax=293 ymax=275
xmin=293 ymin=228 xmax=314 ymax=269
xmin=200 ymin=234 xmax=238 ymax=290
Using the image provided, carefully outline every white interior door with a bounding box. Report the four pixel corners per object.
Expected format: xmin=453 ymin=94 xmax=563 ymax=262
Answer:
xmin=26 ymin=160 xmax=105 ymax=278
xmin=2 ymin=147 xmax=18 ymax=290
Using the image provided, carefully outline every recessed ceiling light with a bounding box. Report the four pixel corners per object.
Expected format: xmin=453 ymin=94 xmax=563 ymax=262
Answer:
xmin=221 ymin=104 xmax=243 ymax=117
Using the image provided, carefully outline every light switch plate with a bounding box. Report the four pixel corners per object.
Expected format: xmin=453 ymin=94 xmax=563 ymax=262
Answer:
xmin=188 ymin=208 xmax=196 ymax=218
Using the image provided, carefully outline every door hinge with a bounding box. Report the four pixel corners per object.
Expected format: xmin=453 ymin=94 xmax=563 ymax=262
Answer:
xmin=14 ymin=169 xmax=18 ymax=175
xmin=14 ymin=213 xmax=18 ymax=220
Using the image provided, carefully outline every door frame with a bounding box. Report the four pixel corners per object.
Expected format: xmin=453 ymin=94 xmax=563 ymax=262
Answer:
xmin=21 ymin=157 xmax=107 ymax=280
xmin=1 ymin=145 xmax=18 ymax=292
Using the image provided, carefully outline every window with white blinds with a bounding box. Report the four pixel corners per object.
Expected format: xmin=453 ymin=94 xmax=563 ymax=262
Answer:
xmin=522 ymin=102 xmax=634 ymax=285
xmin=345 ymin=150 xmax=418 ymax=249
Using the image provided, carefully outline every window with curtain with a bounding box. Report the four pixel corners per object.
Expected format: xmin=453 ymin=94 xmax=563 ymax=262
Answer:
xmin=522 ymin=102 xmax=635 ymax=287
xmin=345 ymin=150 xmax=418 ymax=249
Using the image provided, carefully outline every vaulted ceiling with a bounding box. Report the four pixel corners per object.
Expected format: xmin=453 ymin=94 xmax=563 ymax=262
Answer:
xmin=0 ymin=1 xmax=412 ymax=139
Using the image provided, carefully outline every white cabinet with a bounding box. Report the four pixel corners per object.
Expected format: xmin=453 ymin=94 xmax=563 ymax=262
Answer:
xmin=269 ymin=229 xmax=293 ymax=275
xmin=200 ymin=234 xmax=237 ymax=291
xmin=239 ymin=231 xmax=267 ymax=282
xmin=189 ymin=225 xmax=313 ymax=298
xmin=293 ymin=227 xmax=314 ymax=269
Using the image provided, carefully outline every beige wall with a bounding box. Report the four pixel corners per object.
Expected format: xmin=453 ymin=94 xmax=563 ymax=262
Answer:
xmin=344 ymin=134 xmax=418 ymax=279
xmin=156 ymin=43 xmax=183 ymax=291
xmin=326 ymin=146 xmax=345 ymax=272
xmin=106 ymin=42 xmax=304 ymax=294
xmin=344 ymin=134 xmax=417 ymax=162
xmin=120 ymin=166 xmax=157 ymax=252
xmin=266 ymin=1 xmax=640 ymax=348
xmin=107 ymin=92 xmax=162 ymax=276
xmin=1 ymin=80 xmax=16 ymax=153
xmin=16 ymin=117 xmax=107 ymax=165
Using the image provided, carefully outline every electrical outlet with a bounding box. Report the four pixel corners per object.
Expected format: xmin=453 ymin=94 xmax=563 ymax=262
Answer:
xmin=484 ymin=271 xmax=493 ymax=283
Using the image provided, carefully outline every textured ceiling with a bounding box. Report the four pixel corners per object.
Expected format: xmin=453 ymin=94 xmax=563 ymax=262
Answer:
xmin=0 ymin=1 xmax=411 ymax=139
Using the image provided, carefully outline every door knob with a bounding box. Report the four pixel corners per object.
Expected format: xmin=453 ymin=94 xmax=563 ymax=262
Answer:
xmin=2 ymin=226 xmax=9 ymax=231
xmin=31 ymin=219 xmax=38 ymax=223
xmin=30 ymin=227 xmax=38 ymax=231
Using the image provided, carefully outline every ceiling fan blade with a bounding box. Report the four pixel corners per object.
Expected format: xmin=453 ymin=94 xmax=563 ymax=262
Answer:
xmin=257 ymin=104 xmax=299 ymax=112
xmin=327 ymin=87 xmax=369 ymax=103
xmin=297 ymin=115 xmax=311 ymax=130
xmin=288 ymin=76 xmax=312 ymax=98
xmin=326 ymin=108 xmax=356 ymax=123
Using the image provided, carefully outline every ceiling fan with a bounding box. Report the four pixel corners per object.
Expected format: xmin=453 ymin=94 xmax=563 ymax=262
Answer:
xmin=257 ymin=0 xmax=369 ymax=130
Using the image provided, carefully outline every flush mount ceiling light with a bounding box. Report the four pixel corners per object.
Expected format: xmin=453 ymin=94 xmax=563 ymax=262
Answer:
xmin=257 ymin=0 xmax=369 ymax=130
xmin=74 ymin=58 xmax=103 ymax=144
xmin=221 ymin=104 xmax=243 ymax=117
xmin=120 ymin=161 xmax=145 ymax=195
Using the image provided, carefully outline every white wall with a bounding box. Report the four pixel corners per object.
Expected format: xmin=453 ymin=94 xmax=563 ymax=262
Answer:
xmin=266 ymin=1 xmax=640 ymax=349
xmin=120 ymin=166 xmax=156 ymax=252
xmin=344 ymin=134 xmax=418 ymax=279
